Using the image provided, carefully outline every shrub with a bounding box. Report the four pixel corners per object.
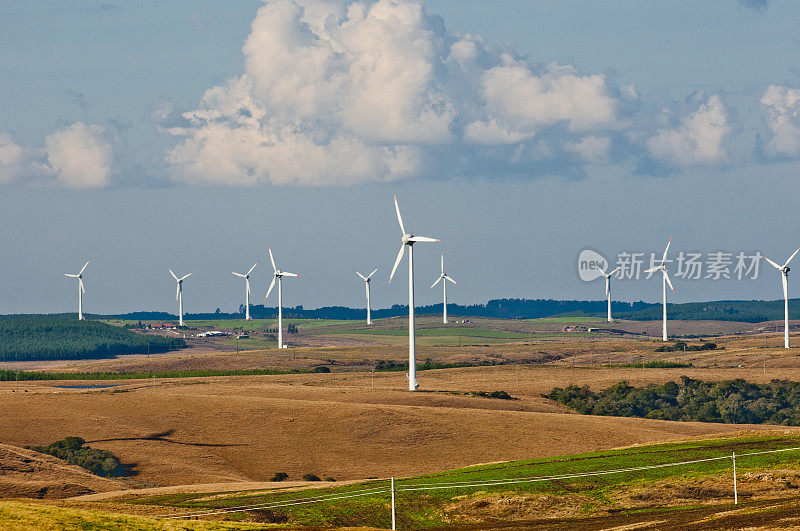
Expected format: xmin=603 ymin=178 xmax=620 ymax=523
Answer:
xmin=269 ymin=472 xmax=289 ymax=482
xmin=472 ymin=390 xmax=514 ymax=400
xmin=311 ymin=366 xmax=331 ymax=373
xmin=30 ymin=437 xmax=126 ymax=477
xmin=303 ymin=473 xmax=322 ymax=481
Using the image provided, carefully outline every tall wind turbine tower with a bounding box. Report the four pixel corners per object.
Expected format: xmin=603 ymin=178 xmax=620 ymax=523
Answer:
xmin=356 ymin=268 xmax=378 ymax=325
xmin=265 ymin=246 xmax=299 ymax=349
xmin=389 ymin=195 xmax=439 ymax=391
xmin=644 ymin=239 xmax=674 ymax=341
xmin=431 ymin=253 xmax=457 ymax=324
xmin=595 ymin=265 xmax=621 ymax=322
xmin=763 ymin=248 xmax=800 ymax=348
xmin=64 ymin=260 xmax=90 ymax=320
xmin=169 ymin=269 xmax=192 ymax=326
xmin=232 ymin=262 xmax=258 ymax=320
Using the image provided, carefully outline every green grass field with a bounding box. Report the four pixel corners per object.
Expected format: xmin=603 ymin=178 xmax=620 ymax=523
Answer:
xmin=125 ymin=434 xmax=800 ymax=528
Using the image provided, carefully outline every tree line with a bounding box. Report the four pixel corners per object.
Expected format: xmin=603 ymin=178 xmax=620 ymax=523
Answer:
xmin=545 ymin=377 xmax=800 ymax=425
xmin=0 ymin=316 xmax=185 ymax=361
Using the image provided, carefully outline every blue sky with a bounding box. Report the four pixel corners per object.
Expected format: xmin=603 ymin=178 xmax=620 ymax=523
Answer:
xmin=1 ymin=0 xmax=799 ymax=315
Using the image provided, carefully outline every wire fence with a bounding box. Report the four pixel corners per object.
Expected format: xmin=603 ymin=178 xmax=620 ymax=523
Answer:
xmin=157 ymin=445 xmax=800 ymax=525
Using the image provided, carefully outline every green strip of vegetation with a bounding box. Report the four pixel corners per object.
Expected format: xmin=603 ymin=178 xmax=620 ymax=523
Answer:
xmin=374 ymin=358 xmax=505 ymax=372
xmin=655 ymin=341 xmax=720 ymax=352
xmin=125 ymin=435 xmax=800 ymax=528
xmin=0 ymin=368 xmax=306 ymax=381
xmin=545 ymin=377 xmax=800 ymax=424
xmin=607 ymin=361 xmax=693 ymax=369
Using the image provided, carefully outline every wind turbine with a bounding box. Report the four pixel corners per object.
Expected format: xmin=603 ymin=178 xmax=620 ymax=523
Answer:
xmin=595 ymin=265 xmax=621 ymax=322
xmin=232 ymin=263 xmax=258 ymax=320
xmin=389 ymin=195 xmax=439 ymax=391
xmin=265 ymin=246 xmax=299 ymax=349
xmin=64 ymin=260 xmax=90 ymax=320
xmin=169 ymin=269 xmax=192 ymax=326
xmin=763 ymin=247 xmax=800 ymax=349
xmin=431 ymin=253 xmax=457 ymax=324
xmin=644 ymin=239 xmax=674 ymax=341
xmin=356 ymin=268 xmax=378 ymax=325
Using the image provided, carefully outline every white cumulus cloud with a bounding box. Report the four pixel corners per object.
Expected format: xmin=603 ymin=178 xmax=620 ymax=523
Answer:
xmin=646 ymin=94 xmax=731 ymax=167
xmin=760 ymin=85 xmax=800 ymax=159
xmin=165 ymin=0 xmax=633 ymax=186
xmin=0 ymin=133 xmax=31 ymax=184
xmin=45 ymin=122 xmax=113 ymax=189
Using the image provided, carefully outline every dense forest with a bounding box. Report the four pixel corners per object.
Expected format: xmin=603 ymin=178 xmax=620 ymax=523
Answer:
xmin=545 ymin=377 xmax=800 ymax=425
xmin=105 ymin=297 xmax=800 ymax=323
xmin=0 ymin=316 xmax=185 ymax=361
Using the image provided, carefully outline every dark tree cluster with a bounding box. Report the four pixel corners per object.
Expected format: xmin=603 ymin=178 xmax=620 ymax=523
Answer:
xmin=30 ymin=437 xmax=126 ymax=477
xmin=545 ymin=377 xmax=800 ymax=425
xmin=0 ymin=317 xmax=185 ymax=361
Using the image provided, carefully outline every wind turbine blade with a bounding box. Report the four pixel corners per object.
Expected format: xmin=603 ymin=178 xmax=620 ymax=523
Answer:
xmin=763 ymin=256 xmax=782 ymax=270
xmin=389 ymin=245 xmax=405 ymax=284
xmin=368 ymin=268 xmax=378 ymax=279
xmin=604 ymin=277 xmax=609 ymax=296
xmin=784 ymin=247 xmax=800 ymax=269
xmin=169 ymin=269 xmax=178 ymax=281
xmin=445 ymin=275 xmax=457 ymax=285
xmin=393 ymin=195 xmax=406 ymax=234
xmin=265 ymin=276 xmax=276 ymax=301
xmin=79 ymin=261 xmax=90 ymax=275
xmin=596 ymin=266 xmax=608 ymax=277
xmin=282 ymin=272 xmax=299 ymax=277
xmin=431 ymin=276 xmax=442 ymax=289
xmin=643 ymin=267 xmax=660 ymax=273
xmin=79 ymin=278 xmax=85 ymax=294
xmin=176 ymin=283 xmax=180 ymax=301
xmin=232 ymin=272 xmax=246 ymax=278
xmin=663 ymin=270 xmax=675 ymax=293
xmin=65 ymin=273 xmax=78 ymax=278
xmin=441 ymin=254 xmax=444 ymax=274
xmin=356 ymin=271 xmax=366 ymax=280
xmin=180 ymin=273 xmax=192 ymax=281
xmin=247 ymin=262 xmax=258 ymax=276
xmin=268 ymin=246 xmax=277 ymax=271
xmin=661 ymin=238 xmax=672 ymax=264
xmin=609 ymin=267 xmax=621 ymax=277
xmin=409 ymin=236 xmax=439 ymax=243
xmin=246 ymin=278 xmax=251 ymax=296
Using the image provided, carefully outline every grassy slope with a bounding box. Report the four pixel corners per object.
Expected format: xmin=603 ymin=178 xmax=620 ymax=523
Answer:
xmin=0 ymin=501 xmax=260 ymax=531
xmin=126 ymin=434 xmax=800 ymax=528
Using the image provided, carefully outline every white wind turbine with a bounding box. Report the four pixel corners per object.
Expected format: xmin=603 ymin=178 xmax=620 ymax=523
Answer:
xmin=265 ymin=246 xmax=299 ymax=349
xmin=644 ymin=239 xmax=674 ymax=341
xmin=431 ymin=253 xmax=457 ymax=324
xmin=389 ymin=195 xmax=439 ymax=391
xmin=356 ymin=268 xmax=378 ymax=325
xmin=763 ymin=247 xmax=800 ymax=349
xmin=595 ymin=265 xmax=621 ymax=322
xmin=64 ymin=260 xmax=90 ymax=320
xmin=232 ymin=262 xmax=258 ymax=320
xmin=169 ymin=269 xmax=192 ymax=326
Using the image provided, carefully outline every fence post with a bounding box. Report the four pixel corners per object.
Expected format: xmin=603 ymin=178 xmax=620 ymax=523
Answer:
xmin=733 ymin=452 xmax=738 ymax=504
xmin=391 ymin=477 xmax=396 ymax=530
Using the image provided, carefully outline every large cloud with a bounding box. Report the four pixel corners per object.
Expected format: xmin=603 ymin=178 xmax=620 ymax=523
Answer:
xmin=0 ymin=123 xmax=113 ymax=189
xmin=646 ymin=94 xmax=731 ymax=167
xmin=760 ymin=85 xmax=800 ymax=159
xmin=45 ymin=122 xmax=113 ymax=189
xmin=165 ymin=0 xmax=732 ymax=186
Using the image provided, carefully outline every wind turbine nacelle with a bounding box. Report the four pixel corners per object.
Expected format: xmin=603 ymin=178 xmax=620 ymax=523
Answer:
xmin=401 ymin=234 xmax=413 ymax=244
